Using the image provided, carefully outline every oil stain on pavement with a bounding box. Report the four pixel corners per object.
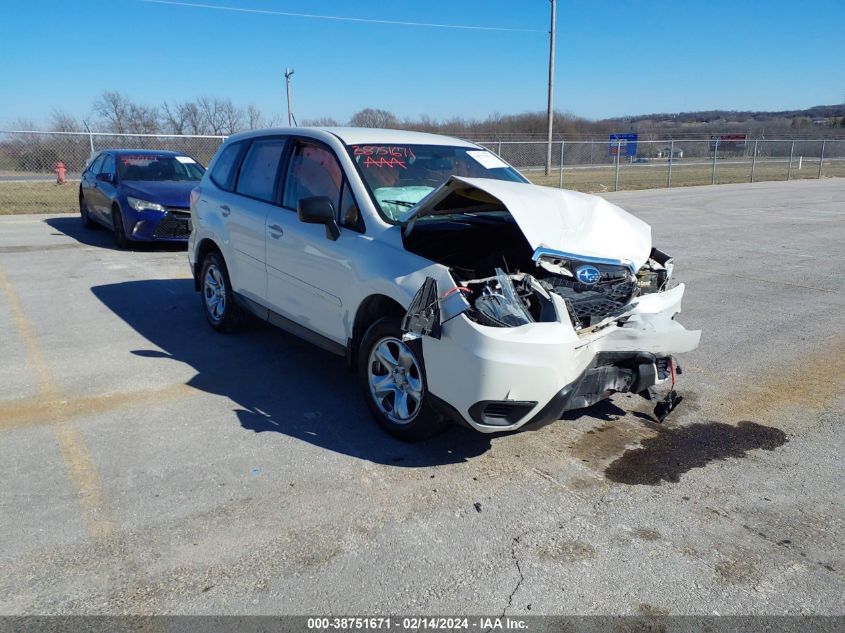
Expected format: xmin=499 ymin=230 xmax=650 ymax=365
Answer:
xmin=604 ymin=420 xmax=787 ymax=485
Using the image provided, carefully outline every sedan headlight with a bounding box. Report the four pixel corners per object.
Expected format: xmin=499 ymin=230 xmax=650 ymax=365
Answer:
xmin=127 ymin=196 xmax=166 ymax=213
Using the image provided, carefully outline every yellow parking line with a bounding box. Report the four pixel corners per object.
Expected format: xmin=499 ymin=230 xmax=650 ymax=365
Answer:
xmin=0 ymin=263 xmax=115 ymax=541
xmin=0 ymin=383 xmax=193 ymax=431
xmin=53 ymin=425 xmax=114 ymax=540
xmin=0 ymin=266 xmax=58 ymax=397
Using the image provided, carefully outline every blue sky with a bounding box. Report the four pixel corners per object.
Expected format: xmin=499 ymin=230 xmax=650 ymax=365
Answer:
xmin=1 ymin=0 xmax=843 ymax=127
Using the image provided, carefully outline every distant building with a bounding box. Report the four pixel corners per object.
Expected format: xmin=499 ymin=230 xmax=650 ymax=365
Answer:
xmin=812 ymin=118 xmax=830 ymax=126
xmin=656 ymin=147 xmax=684 ymax=159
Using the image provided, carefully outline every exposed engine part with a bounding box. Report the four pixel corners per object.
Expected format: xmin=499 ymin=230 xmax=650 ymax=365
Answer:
xmin=637 ymin=247 xmax=674 ymax=294
xmin=454 ymin=248 xmax=676 ymax=332
xmin=473 ymin=268 xmax=535 ymax=327
xmin=461 ymin=269 xmax=556 ymax=328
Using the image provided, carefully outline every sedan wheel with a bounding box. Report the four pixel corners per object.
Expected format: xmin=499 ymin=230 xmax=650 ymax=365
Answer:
xmin=112 ymin=207 xmax=129 ymax=249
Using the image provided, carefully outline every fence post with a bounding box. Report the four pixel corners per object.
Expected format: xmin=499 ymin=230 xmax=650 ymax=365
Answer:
xmin=558 ymin=140 xmax=565 ymax=189
xmin=667 ymin=139 xmax=674 ymax=188
xmin=786 ymin=140 xmax=795 ymax=180
xmin=614 ymin=139 xmax=621 ymax=192
xmin=818 ymin=140 xmax=825 ymax=179
xmin=497 ymin=140 xmax=502 ymax=157
xmin=711 ymin=138 xmax=718 ymax=185
xmin=751 ymin=140 xmax=758 ymax=182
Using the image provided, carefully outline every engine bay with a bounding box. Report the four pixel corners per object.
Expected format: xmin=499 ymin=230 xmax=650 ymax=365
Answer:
xmin=402 ymin=214 xmax=674 ymax=332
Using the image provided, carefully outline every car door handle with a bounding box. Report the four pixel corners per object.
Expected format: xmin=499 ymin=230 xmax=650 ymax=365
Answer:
xmin=220 ymin=204 xmax=231 ymax=217
xmin=268 ymin=224 xmax=284 ymax=238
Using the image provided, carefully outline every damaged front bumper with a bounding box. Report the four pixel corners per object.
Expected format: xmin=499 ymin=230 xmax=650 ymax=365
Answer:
xmin=416 ymin=284 xmax=701 ymax=433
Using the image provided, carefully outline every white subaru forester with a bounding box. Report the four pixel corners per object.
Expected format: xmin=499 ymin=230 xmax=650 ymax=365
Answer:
xmin=189 ymin=128 xmax=700 ymax=441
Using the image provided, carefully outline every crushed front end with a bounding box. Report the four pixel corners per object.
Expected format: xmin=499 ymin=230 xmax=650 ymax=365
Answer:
xmin=403 ymin=252 xmax=699 ymax=433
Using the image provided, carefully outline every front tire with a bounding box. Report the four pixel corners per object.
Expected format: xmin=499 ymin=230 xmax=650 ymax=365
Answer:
xmin=357 ymin=317 xmax=446 ymax=441
xmin=200 ymin=250 xmax=243 ymax=333
xmin=79 ymin=193 xmax=95 ymax=229
xmin=112 ymin=205 xmax=130 ymax=249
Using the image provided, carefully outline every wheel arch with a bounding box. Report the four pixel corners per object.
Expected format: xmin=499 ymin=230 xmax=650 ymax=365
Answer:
xmin=348 ymin=293 xmax=406 ymax=370
xmin=193 ymin=238 xmax=224 ymax=291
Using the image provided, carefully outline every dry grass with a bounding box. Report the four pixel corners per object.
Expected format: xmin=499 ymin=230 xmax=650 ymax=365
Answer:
xmin=0 ymin=181 xmax=79 ymax=215
xmin=0 ymin=181 xmax=78 ymax=215
xmin=527 ymin=159 xmax=845 ymax=193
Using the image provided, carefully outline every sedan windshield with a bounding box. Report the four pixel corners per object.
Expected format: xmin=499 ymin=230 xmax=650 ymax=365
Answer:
xmin=347 ymin=144 xmax=527 ymax=222
xmin=118 ymin=155 xmax=205 ymax=182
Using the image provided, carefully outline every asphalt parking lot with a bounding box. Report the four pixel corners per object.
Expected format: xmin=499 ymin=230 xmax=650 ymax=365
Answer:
xmin=1 ymin=179 xmax=843 ymax=616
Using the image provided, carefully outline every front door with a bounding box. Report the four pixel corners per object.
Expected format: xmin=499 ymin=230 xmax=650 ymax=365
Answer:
xmin=264 ymin=139 xmax=364 ymax=343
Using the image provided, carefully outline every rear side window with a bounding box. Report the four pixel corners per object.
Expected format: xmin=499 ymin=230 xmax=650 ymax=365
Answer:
xmin=209 ymin=141 xmax=245 ymax=192
xmin=100 ymin=154 xmax=116 ymax=177
xmin=88 ymin=154 xmax=105 ymax=174
xmin=235 ymin=138 xmax=288 ymax=203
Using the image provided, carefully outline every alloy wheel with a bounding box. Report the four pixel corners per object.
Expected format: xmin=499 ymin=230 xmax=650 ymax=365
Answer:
xmin=367 ymin=336 xmax=424 ymax=425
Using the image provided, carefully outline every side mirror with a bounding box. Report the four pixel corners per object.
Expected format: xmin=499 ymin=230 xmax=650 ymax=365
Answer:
xmin=96 ymin=172 xmax=114 ymax=184
xmin=298 ymin=196 xmax=340 ymax=241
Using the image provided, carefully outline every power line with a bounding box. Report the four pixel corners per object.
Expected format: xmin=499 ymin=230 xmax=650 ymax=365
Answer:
xmin=139 ymin=0 xmax=544 ymax=33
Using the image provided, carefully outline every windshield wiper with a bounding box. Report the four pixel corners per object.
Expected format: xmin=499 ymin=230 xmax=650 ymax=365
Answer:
xmin=381 ymin=199 xmax=417 ymax=208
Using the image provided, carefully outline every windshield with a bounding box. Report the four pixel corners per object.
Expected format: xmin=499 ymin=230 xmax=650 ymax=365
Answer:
xmin=347 ymin=144 xmax=527 ymax=222
xmin=118 ymin=155 xmax=205 ymax=182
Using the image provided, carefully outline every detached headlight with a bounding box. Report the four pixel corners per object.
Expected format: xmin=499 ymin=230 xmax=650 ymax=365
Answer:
xmin=127 ymin=196 xmax=166 ymax=213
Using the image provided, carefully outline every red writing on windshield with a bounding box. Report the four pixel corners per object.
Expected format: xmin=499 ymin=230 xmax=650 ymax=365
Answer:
xmin=121 ymin=156 xmax=163 ymax=164
xmin=363 ymin=156 xmax=407 ymax=168
xmin=353 ymin=145 xmax=415 ymax=168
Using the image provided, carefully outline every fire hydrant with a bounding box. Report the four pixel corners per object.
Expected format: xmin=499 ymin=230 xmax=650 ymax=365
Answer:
xmin=54 ymin=161 xmax=67 ymax=185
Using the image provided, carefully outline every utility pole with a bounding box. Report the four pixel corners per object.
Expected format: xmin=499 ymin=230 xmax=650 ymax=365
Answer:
xmin=545 ymin=0 xmax=557 ymax=176
xmin=284 ymin=68 xmax=295 ymax=126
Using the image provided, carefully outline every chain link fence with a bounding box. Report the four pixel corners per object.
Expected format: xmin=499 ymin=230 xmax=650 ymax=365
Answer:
xmin=0 ymin=130 xmax=225 ymax=214
xmin=476 ymin=138 xmax=845 ymax=192
xmin=0 ymin=130 xmax=843 ymax=214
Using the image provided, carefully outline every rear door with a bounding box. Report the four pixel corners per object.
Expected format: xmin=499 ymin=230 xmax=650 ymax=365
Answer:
xmin=93 ymin=153 xmax=117 ymax=223
xmin=224 ymin=137 xmax=288 ymax=303
xmin=80 ymin=153 xmax=104 ymax=215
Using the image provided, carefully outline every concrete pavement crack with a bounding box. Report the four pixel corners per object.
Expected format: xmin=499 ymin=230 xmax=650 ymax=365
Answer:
xmin=504 ymin=533 xmax=525 ymax=616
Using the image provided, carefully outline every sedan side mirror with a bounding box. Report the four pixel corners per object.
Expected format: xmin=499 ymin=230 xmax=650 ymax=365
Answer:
xmin=298 ymin=196 xmax=340 ymax=241
xmin=96 ymin=172 xmax=114 ymax=184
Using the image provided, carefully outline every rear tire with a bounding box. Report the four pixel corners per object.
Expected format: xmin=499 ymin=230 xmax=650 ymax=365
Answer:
xmin=357 ymin=316 xmax=447 ymax=442
xmin=200 ymin=250 xmax=243 ymax=333
xmin=112 ymin=205 xmax=130 ymax=249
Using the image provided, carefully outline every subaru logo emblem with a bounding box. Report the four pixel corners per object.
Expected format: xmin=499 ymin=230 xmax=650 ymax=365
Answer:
xmin=575 ymin=265 xmax=600 ymax=284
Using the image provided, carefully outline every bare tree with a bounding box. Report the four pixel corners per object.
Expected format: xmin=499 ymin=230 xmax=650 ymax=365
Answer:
xmin=246 ymin=104 xmax=265 ymax=130
xmin=161 ymin=101 xmax=188 ymax=134
xmin=349 ymin=108 xmax=400 ymax=128
xmin=93 ymin=91 xmax=132 ymax=133
xmin=218 ymin=98 xmax=244 ymax=135
xmin=127 ymin=103 xmax=160 ymax=134
xmin=300 ymin=116 xmax=340 ymax=127
xmin=48 ymin=109 xmax=81 ymax=132
xmin=182 ymin=102 xmax=205 ymax=135
xmin=92 ymin=91 xmax=159 ymax=134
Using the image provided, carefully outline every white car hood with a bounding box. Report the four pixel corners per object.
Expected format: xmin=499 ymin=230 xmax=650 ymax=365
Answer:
xmin=401 ymin=177 xmax=652 ymax=271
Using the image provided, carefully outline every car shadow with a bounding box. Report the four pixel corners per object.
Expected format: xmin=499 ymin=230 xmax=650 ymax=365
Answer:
xmin=92 ymin=278 xmax=495 ymax=467
xmin=44 ymin=216 xmax=187 ymax=252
